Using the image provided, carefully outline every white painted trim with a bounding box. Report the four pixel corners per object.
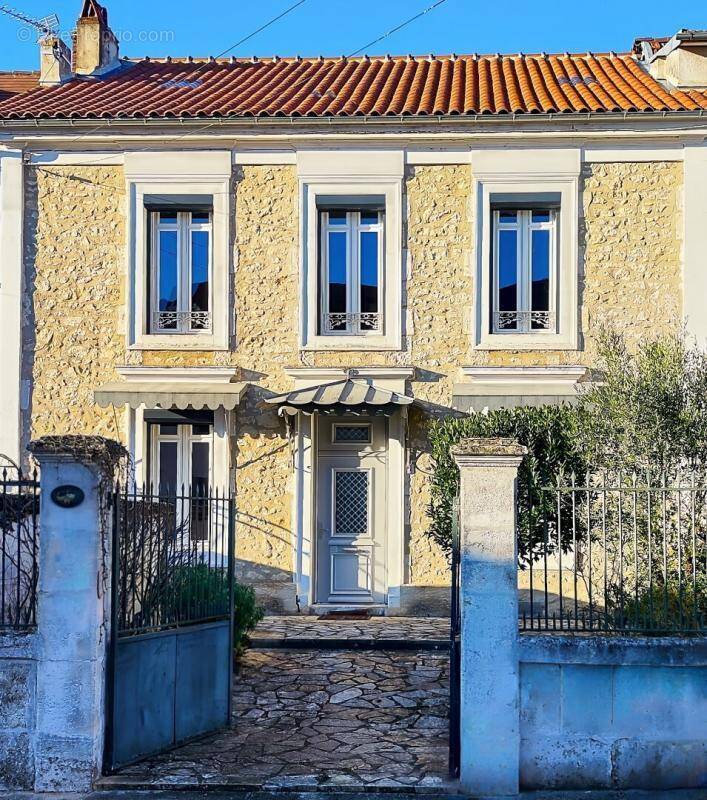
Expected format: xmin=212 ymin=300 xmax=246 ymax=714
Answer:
xmin=582 ymin=146 xmax=685 ymax=163
xmin=386 ymin=410 xmax=406 ymax=609
xmin=297 ymin=149 xmax=405 ymax=180
xmin=28 ymin=151 xmax=125 ymax=165
xmin=116 ymin=366 xmax=239 ymax=384
xmin=455 ymin=365 xmax=586 ymax=396
xmin=472 ymin=149 xmax=581 ymax=351
xmin=234 ymin=150 xmax=296 ymax=165
xmin=683 ymin=145 xmax=707 ymax=347
xmin=123 ymin=151 xmax=231 ymax=351
xmin=0 ymin=151 xmax=24 ymax=465
xmin=292 ymin=413 xmax=315 ymax=608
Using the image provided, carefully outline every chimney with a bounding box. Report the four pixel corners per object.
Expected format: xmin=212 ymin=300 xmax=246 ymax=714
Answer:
xmin=39 ymin=35 xmax=72 ymax=87
xmin=72 ymin=0 xmax=119 ymax=76
xmin=643 ymin=30 xmax=707 ymax=90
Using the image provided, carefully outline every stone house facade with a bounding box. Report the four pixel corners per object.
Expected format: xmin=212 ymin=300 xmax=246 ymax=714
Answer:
xmin=0 ymin=2 xmax=706 ymax=614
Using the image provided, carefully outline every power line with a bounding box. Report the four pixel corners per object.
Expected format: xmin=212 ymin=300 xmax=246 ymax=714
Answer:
xmin=348 ymin=0 xmax=451 ymax=57
xmin=213 ymin=0 xmax=309 ymax=59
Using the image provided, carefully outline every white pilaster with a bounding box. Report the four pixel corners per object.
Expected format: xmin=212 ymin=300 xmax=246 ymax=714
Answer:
xmin=452 ymin=437 xmax=526 ymax=797
xmin=683 ymin=145 xmax=707 ymax=347
xmin=0 ymin=151 xmax=24 ymax=465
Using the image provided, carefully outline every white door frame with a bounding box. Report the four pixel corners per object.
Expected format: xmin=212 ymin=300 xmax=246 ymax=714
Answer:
xmin=292 ymin=407 xmax=407 ymax=610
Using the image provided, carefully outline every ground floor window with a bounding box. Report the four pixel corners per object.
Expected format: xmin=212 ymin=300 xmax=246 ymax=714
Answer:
xmin=147 ymin=412 xmax=214 ymax=541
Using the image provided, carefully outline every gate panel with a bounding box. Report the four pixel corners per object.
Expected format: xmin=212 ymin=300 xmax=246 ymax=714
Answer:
xmin=175 ymin=621 xmax=230 ymax=741
xmin=448 ymin=495 xmax=461 ymax=779
xmin=105 ymin=485 xmax=235 ymax=772
xmin=113 ymin=631 xmax=177 ymax=767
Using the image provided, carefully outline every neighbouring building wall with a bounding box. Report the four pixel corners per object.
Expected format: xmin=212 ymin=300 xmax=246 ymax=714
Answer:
xmin=519 ymin=636 xmax=707 ymax=790
xmin=18 ymin=158 xmax=684 ymax=610
xmin=0 ymin=632 xmax=36 ymax=791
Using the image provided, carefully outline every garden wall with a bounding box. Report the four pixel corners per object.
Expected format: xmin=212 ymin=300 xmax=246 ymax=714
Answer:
xmin=519 ymin=635 xmax=707 ymax=789
xmin=0 ymin=631 xmax=37 ymax=790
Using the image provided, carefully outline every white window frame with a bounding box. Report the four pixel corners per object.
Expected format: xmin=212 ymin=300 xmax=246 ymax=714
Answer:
xmin=125 ymin=151 xmax=231 ymax=350
xmin=472 ymin=148 xmax=580 ymax=351
xmin=150 ymin=210 xmax=213 ymax=335
xmin=150 ymin=420 xmax=214 ymax=492
xmin=300 ymin=176 xmax=403 ymax=351
xmin=319 ymin=209 xmax=384 ymax=336
xmin=331 ymin=422 xmax=372 ymax=445
xmin=492 ymin=208 xmax=558 ymax=335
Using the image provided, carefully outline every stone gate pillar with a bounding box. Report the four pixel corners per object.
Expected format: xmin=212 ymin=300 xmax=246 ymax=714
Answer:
xmin=452 ymin=437 xmax=526 ymax=797
xmin=29 ymin=436 xmax=123 ymax=792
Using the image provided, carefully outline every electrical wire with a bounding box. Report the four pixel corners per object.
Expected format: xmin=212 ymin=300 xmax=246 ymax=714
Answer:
xmin=348 ymin=0 xmax=451 ymax=57
xmin=212 ymin=0 xmax=309 ymax=59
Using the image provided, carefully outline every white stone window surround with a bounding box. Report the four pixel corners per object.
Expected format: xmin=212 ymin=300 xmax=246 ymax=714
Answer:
xmin=124 ymin=151 xmax=231 ymax=351
xmin=298 ymin=150 xmax=404 ymax=351
xmin=472 ymin=148 xmax=580 ymax=351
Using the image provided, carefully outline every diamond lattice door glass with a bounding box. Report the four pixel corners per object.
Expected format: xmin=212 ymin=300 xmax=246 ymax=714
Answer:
xmin=334 ymin=470 xmax=369 ymax=536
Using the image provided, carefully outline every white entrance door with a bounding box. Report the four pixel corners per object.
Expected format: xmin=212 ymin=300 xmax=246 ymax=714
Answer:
xmin=315 ymin=417 xmax=388 ymax=605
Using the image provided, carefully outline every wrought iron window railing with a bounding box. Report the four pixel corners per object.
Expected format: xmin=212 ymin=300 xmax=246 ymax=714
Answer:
xmin=494 ymin=310 xmax=555 ymax=333
xmin=519 ymin=472 xmax=707 ymax=634
xmin=323 ymin=312 xmax=382 ymax=335
xmin=151 ymin=310 xmax=212 ymax=334
xmin=0 ymin=467 xmax=39 ymax=631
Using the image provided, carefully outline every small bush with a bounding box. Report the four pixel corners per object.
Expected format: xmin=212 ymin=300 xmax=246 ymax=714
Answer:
xmin=428 ymin=404 xmax=586 ymax=562
xmin=233 ymin=583 xmax=264 ymax=654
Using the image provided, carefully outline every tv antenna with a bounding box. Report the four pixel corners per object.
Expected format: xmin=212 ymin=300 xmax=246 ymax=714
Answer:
xmin=0 ymin=5 xmax=60 ymax=38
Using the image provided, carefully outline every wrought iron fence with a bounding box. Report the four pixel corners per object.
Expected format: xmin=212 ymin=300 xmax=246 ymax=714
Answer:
xmin=520 ymin=472 xmax=707 ymax=634
xmin=0 ymin=467 xmax=39 ymax=630
xmin=112 ymin=483 xmax=234 ymax=637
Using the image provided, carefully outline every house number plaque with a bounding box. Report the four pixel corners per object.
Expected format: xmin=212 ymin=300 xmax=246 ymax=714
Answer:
xmin=51 ymin=485 xmax=85 ymax=509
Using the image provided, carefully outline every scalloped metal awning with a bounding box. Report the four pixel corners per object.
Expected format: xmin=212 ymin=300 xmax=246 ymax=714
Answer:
xmin=94 ymin=381 xmax=247 ymax=411
xmin=264 ymin=379 xmax=414 ymax=416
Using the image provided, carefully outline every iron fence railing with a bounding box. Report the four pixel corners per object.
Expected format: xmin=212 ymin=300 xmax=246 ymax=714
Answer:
xmin=0 ymin=467 xmax=39 ymax=630
xmin=112 ymin=483 xmax=234 ymax=637
xmin=520 ymin=473 xmax=707 ymax=634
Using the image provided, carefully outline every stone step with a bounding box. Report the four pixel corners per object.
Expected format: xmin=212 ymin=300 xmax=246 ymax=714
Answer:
xmin=246 ymin=634 xmax=450 ymax=652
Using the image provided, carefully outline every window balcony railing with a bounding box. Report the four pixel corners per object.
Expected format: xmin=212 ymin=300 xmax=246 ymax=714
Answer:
xmin=494 ymin=310 xmax=555 ymax=334
xmin=152 ymin=311 xmax=212 ymax=334
xmin=323 ymin=312 xmax=382 ymax=335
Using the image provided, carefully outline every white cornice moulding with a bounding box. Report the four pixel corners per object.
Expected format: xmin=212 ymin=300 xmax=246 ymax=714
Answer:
xmin=582 ymin=145 xmax=685 ymax=163
xmin=124 ymin=150 xmax=232 ymax=179
xmin=116 ymin=366 xmax=239 ymax=384
xmin=297 ymin=149 xmax=404 ymax=179
xmin=456 ymin=366 xmax=587 ymax=396
xmin=29 ymin=151 xmax=125 ymax=165
xmin=406 ymin=149 xmax=472 ymax=165
xmin=471 ymin=147 xmax=581 ymax=177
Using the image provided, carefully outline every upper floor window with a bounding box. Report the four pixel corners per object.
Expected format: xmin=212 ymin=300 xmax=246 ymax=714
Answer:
xmin=319 ymin=208 xmax=384 ymax=336
xmin=150 ymin=209 xmax=212 ymax=335
xmin=492 ymin=208 xmax=556 ymax=335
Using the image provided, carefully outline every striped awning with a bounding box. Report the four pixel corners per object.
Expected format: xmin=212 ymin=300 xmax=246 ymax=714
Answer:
xmin=94 ymin=381 xmax=247 ymax=411
xmin=264 ymin=379 xmax=413 ymax=416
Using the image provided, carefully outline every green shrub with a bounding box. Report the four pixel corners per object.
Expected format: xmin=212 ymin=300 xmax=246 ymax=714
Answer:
xmin=162 ymin=564 xmax=263 ymax=653
xmin=428 ymin=404 xmax=586 ymax=562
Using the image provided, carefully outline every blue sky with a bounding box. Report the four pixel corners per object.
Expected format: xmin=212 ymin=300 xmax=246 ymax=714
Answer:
xmin=2 ymin=0 xmax=705 ymax=72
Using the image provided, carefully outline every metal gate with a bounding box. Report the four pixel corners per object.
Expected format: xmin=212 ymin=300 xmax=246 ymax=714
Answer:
xmin=104 ymin=484 xmax=235 ymax=772
xmin=448 ymin=496 xmax=461 ymax=778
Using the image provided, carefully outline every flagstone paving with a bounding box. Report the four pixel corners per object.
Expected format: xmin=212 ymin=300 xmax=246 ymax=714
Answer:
xmin=248 ymin=615 xmax=450 ymax=644
xmin=110 ymin=644 xmax=451 ymax=790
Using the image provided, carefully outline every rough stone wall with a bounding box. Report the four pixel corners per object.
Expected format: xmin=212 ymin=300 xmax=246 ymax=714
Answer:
xmin=0 ymin=633 xmax=36 ymax=791
xmin=22 ymin=166 xmax=125 ymax=450
xmin=580 ymin=161 xmax=683 ymax=355
xmin=20 ymin=159 xmax=684 ymax=603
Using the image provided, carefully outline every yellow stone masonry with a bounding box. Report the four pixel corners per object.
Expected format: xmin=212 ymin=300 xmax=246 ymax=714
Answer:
xmin=23 ymin=160 xmax=683 ymax=594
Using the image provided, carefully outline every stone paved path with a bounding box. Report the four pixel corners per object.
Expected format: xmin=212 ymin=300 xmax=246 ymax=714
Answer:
xmin=249 ymin=615 xmax=450 ymax=644
xmin=110 ymin=643 xmax=451 ymax=790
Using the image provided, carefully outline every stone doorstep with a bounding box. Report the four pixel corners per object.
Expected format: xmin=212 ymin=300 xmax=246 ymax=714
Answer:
xmin=246 ymin=637 xmax=451 ymax=652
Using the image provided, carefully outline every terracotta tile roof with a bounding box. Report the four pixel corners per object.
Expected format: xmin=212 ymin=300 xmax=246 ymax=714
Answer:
xmin=0 ymin=71 xmax=40 ymax=103
xmin=0 ymin=52 xmax=706 ymax=121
